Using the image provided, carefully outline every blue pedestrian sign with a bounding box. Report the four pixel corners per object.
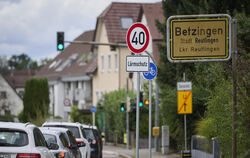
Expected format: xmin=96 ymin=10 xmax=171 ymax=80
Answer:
xmin=143 ymin=62 xmax=157 ymax=80
xmin=90 ymin=106 xmax=97 ymax=113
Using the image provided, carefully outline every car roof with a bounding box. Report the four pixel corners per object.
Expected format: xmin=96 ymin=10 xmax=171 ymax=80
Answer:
xmin=39 ymin=127 xmax=61 ymax=135
xmin=0 ymin=122 xmax=36 ymax=130
xmin=40 ymin=127 xmax=69 ymax=132
xmin=43 ymin=121 xmax=81 ymax=127
xmin=81 ymin=124 xmax=98 ymax=130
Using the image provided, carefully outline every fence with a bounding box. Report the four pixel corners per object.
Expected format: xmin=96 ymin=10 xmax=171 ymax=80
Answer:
xmin=191 ymin=135 xmax=220 ymax=158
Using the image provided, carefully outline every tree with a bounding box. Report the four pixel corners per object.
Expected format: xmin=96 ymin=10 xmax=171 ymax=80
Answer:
xmin=19 ymin=78 xmax=50 ymax=126
xmin=0 ymin=56 xmax=10 ymax=75
xmin=8 ymin=53 xmax=32 ymax=70
xmin=156 ymin=0 xmax=249 ymax=154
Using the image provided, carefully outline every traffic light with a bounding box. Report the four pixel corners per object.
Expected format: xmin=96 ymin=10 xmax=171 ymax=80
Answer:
xmin=120 ymin=102 xmax=125 ymax=112
xmin=144 ymin=99 xmax=149 ymax=106
xmin=139 ymin=91 xmax=143 ymax=107
xmin=57 ymin=32 xmax=64 ymax=51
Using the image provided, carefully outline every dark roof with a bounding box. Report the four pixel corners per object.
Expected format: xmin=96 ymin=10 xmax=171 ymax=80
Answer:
xmin=36 ymin=30 xmax=97 ymax=81
xmin=3 ymin=70 xmax=36 ymax=89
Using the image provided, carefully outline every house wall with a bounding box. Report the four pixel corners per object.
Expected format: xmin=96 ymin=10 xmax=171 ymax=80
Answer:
xmin=93 ymin=22 xmax=119 ymax=106
xmin=0 ymin=75 xmax=23 ymax=116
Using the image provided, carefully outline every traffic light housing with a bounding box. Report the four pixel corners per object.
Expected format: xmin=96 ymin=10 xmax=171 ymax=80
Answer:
xmin=139 ymin=91 xmax=143 ymax=107
xmin=120 ymin=102 xmax=125 ymax=112
xmin=57 ymin=32 xmax=64 ymax=51
xmin=144 ymin=99 xmax=149 ymax=106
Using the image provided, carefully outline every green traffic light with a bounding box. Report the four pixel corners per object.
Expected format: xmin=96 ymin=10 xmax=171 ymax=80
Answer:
xmin=121 ymin=107 xmax=125 ymax=112
xmin=58 ymin=44 xmax=64 ymax=50
xmin=139 ymin=102 xmax=143 ymax=107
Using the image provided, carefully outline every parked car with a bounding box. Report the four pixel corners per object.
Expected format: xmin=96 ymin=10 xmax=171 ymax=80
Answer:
xmin=82 ymin=125 xmax=102 ymax=158
xmin=40 ymin=127 xmax=81 ymax=158
xmin=0 ymin=122 xmax=55 ymax=158
xmin=43 ymin=122 xmax=90 ymax=158
xmin=39 ymin=127 xmax=77 ymax=158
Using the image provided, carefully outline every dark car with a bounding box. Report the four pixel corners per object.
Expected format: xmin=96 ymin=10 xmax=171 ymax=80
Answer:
xmin=82 ymin=125 xmax=102 ymax=158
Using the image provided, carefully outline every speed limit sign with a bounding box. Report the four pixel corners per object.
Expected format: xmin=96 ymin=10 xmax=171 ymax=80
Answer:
xmin=126 ymin=23 xmax=150 ymax=53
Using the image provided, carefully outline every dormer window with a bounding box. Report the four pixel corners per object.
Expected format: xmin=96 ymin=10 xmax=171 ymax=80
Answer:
xmin=121 ymin=17 xmax=133 ymax=29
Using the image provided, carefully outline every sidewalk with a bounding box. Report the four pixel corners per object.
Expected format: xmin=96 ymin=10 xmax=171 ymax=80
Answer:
xmin=103 ymin=144 xmax=180 ymax=158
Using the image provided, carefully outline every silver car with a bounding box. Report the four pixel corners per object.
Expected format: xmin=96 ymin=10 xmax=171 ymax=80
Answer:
xmin=40 ymin=127 xmax=75 ymax=158
xmin=40 ymin=127 xmax=81 ymax=158
xmin=43 ymin=122 xmax=90 ymax=158
xmin=0 ymin=122 xmax=55 ymax=158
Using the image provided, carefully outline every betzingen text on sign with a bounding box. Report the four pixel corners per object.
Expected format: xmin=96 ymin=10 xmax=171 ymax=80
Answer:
xmin=167 ymin=14 xmax=231 ymax=62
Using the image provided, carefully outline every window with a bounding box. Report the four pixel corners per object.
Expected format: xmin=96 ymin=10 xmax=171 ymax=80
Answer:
xmin=114 ymin=54 xmax=118 ymax=71
xmin=108 ymin=55 xmax=111 ymax=71
xmin=100 ymin=91 xmax=104 ymax=98
xmin=101 ymin=55 xmax=104 ymax=72
xmin=121 ymin=17 xmax=133 ymax=29
xmin=43 ymin=125 xmax=80 ymax=138
xmin=0 ymin=129 xmax=28 ymax=147
xmin=96 ymin=91 xmax=99 ymax=103
xmin=33 ymin=128 xmax=47 ymax=147
xmin=0 ymin=91 xmax=7 ymax=99
xmin=43 ymin=134 xmax=57 ymax=146
xmin=59 ymin=133 xmax=68 ymax=147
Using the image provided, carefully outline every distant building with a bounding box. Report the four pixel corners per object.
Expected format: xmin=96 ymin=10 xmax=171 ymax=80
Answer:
xmin=36 ymin=30 xmax=96 ymax=120
xmin=0 ymin=74 xmax=23 ymax=117
xmin=92 ymin=2 xmax=164 ymax=106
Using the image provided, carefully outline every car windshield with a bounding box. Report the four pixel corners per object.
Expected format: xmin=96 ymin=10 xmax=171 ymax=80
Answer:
xmin=43 ymin=134 xmax=57 ymax=145
xmin=44 ymin=125 xmax=80 ymax=138
xmin=84 ymin=128 xmax=95 ymax=140
xmin=0 ymin=129 xmax=28 ymax=147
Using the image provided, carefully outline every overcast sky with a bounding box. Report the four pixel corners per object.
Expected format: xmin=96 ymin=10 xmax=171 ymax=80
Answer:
xmin=0 ymin=0 xmax=161 ymax=61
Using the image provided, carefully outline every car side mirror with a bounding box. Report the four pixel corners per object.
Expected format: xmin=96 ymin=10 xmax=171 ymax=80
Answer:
xmin=48 ymin=143 xmax=59 ymax=150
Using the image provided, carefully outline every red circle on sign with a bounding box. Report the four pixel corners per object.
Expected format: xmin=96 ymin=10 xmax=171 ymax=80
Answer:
xmin=126 ymin=23 xmax=150 ymax=53
xmin=64 ymin=98 xmax=71 ymax=106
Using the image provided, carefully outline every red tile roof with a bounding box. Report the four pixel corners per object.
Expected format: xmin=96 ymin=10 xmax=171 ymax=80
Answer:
xmin=36 ymin=30 xmax=97 ymax=81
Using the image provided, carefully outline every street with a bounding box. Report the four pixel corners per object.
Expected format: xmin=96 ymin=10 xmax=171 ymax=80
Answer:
xmin=102 ymin=144 xmax=181 ymax=158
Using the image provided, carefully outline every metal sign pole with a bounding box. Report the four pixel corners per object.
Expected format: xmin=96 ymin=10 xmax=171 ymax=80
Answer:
xmin=93 ymin=112 xmax=95 ymax=126
xmin=183 ymin=73 xmax=187 ymax=151
xmin=149 ymin=79 xmax=152 ymax=158
xmin=136 ymin=72 xmax=140 ymax=158
xmin=126 ymin=78 xmax=130 ymax=149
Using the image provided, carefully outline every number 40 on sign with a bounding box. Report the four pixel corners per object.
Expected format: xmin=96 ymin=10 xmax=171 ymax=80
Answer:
xmin=126 ymin=23 xmax=150 ymax=54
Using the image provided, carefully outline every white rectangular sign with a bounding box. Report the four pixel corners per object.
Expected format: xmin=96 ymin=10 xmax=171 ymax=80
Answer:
xmin=126 ymin=56 xmax=149 ymax=72
xmin=177 ymin=82 xmax=192 ymax=91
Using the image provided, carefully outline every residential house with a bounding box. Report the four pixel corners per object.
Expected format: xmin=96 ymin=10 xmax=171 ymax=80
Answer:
xmin=36 ymin=30 xmax=97 ymax=120
xmin=92 ymin=2 xmax=164 ymax=106
xmin=0 ymin=74 xmax=23 ymax=117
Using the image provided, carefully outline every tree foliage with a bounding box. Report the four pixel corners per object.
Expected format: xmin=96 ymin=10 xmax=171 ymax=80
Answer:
xmin=19 ymin=78 xmax=50 ymax=126
xmin=70 ymin=105 xmax=92 ymax=124
xmin=156 ymin=0 xmax=250 ymax=155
